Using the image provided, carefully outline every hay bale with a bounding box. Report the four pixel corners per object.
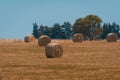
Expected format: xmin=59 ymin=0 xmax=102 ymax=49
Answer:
xmin=72 ymin=33 xmax=84 ymax=42
xmin=106 ymin=33 xmax=118 ymax=42
xmin=45 ymin=43 xmax=63 ymax=58
xmin=38 ymin=35 xmax=51 ymax=46
xmin=24 ymin=35 xmax=35 ymax=42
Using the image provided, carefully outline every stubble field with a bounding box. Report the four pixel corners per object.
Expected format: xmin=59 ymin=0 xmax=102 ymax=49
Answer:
xmin=0 ymin=39 xmax=120 ymax=80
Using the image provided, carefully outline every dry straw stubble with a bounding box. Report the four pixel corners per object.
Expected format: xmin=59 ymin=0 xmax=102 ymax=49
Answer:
xmin=106 ymin=33 xmax=118 ymax=42
xmin=38 ymin=35 xmax=51 ymax=46
xmin=45 ymin=43 xmax=63 ymax=58
xmin=72 ymin=33 xmax=84 ymax=42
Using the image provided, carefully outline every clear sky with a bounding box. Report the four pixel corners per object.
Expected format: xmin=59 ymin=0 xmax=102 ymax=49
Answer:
xmin=0 ymin=0 xmax=120 ymax=39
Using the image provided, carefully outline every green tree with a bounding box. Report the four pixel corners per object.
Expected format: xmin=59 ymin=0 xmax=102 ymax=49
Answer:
xmin=43 ymin=26 xmax=52 ymax=37
xmin=100 ymin=22 xmax=120 ymax=39
xmin=62 ymin=21 xmax=73 ymax=39
xmin=51 ymin=23 xmax=63 ymax=39
xmin=32 ymin=23 xmax=43 ymax=38
xmin=73 ymin=14 xmax=103 ymax=40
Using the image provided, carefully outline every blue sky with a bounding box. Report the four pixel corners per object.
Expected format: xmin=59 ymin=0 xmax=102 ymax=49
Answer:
xmin=0 ymin=0 xmax=120 ymax=39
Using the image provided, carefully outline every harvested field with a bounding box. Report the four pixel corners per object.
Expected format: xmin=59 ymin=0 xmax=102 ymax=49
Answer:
xmin=0 ymin=39 xmax=120 ymax=80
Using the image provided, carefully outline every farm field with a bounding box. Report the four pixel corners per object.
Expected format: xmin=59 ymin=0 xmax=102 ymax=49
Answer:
xmin=0 ymin=39 xmax=120 ymax=80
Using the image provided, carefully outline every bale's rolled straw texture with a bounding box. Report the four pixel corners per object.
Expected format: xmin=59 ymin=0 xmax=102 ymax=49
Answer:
xmin=106 ymin=33 xmax=118 ymax=42
xmin=38 ymin=35 xmax=51 ymax=46
xmin=72 ymin=33 xmax=84 ymax=42
xmin=45 ymin=43 xmax=63 ymax=58
xmin=24 ymin=35 xmax=35 ymax=42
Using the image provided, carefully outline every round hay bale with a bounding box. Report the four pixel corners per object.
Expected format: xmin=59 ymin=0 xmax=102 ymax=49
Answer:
xmin=24 ymin=35 xmax=35 ymax=42
xmin=38 ymin=35 xmax=51 ymax=46
xmin=72 ymin=33 xmax=84 ymax=42
xmin=45 ymin=43 xmax=63 ymax=58
xmin=106 ymin=33 xmax=118 ymax=42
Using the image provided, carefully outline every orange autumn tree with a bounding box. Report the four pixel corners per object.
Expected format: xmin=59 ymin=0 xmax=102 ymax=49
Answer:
xmin=73 ymin=14 xmax=103 ymax=40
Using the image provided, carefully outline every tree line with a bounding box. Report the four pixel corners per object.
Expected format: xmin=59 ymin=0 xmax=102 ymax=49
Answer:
xmin=32 ymin=14 xmax=120 ymax=40
xmin=32 ymin=22 xmax=73 ymax=39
